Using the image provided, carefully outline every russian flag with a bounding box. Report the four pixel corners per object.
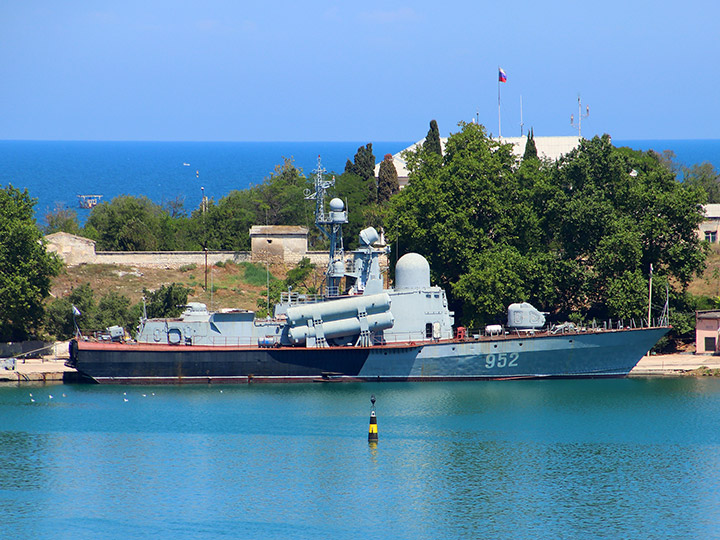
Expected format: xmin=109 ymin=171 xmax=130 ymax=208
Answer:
xmin=498 ymin=68 xmax=507 ymax=83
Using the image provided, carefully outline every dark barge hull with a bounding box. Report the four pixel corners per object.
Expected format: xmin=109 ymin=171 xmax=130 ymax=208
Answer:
xmin=69 ymin=327 xmax=669 ymax=384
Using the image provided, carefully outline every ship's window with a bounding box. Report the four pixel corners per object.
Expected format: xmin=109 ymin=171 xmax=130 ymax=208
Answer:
xmin=425 ymin=323 xmax=433 ymax=338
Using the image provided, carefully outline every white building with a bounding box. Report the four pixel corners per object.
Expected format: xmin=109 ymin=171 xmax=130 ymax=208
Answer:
xmin=375 ymin=135 xmax=581 ymax=189
xmin=699 ymin=204 xmax=720 ymax=243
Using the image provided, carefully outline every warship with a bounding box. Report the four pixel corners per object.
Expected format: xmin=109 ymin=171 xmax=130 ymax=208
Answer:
xmin=68 ymin=159 xmax=669 ymax=384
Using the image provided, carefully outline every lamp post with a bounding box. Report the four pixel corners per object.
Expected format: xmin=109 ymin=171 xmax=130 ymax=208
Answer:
xmin=201 ymin=185 xmax=208 ymax=292
xmin=266 ymin=238 xmax=272 ymax=317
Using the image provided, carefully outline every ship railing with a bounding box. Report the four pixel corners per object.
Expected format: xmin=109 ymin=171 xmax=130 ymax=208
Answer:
xmin=280 ymin=291 xmax=325 ymax=306
xmin=373 ymin=331 xmax=428 ymax=345
xmin=189 ymin=336 xmax=257 ymax=347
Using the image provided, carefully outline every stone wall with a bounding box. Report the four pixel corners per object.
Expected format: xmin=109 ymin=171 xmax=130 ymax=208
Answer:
xmin=45 ymin=231 xmax=328 ymax=269
xmin=94 ymin=250 xmax=252 ymax=268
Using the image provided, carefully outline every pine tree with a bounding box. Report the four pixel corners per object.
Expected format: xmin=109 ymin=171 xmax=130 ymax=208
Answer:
xmin=353 ymin=143 xmax=375 ymax=181
xmin=423 ymin=119 xmax=442 ymax=156
xmin=346 ymin=143 xmax=377 ymax=202
xmin=523 ymin=128 xmax=538 ymax=161
xmin=378 ymin=154 xmax=399 ymax=203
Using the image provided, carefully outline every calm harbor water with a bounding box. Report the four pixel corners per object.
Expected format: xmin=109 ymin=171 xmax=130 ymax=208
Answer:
xmin=2 ymin=378 xmax=720 ymax=539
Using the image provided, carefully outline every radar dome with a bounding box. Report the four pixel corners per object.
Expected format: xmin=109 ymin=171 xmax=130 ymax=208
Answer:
xmin=395 ymin=253 xmax=430 ymax=290
xmin=329 ymin=198 xmax=344 ymax=212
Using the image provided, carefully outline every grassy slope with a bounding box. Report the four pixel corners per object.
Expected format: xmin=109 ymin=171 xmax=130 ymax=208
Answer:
xmin=50 ymin=261 xmax=287 ymax=312
xmin=687 ymin=244 xmax=720 ymax=299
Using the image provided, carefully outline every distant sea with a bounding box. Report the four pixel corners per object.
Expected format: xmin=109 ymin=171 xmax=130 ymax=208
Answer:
xmin=0 ymin=139 xmax=718 ymax=226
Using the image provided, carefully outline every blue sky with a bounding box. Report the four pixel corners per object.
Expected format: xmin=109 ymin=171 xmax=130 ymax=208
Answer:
xmin=2 ymin=1 xmax=718 ymax=142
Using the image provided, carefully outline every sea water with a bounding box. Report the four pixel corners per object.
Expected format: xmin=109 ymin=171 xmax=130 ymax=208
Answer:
xmin=1 ymin=139 xmax=719 ymax=226
xmin=0 ymin=141 xmax=412 ymax=224
xmin=1 ymin=378 xmax=719 ymax=539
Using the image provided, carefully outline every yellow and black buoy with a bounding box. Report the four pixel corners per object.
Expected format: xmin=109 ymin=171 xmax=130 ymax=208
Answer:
xmin=368 ymin=394 xmax=378 ymax=443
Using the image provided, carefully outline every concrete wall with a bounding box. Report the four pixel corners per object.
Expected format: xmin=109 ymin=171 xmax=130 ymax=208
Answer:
xmin=94 ymin=250 xmax=252 ymax=268
xmin=45 ymin=232 xmax=96 ymax=265
xmin=250 ymin=226 xmax=309 ymax=264
xmin=45 ymin=231 xmax=328 ymax=269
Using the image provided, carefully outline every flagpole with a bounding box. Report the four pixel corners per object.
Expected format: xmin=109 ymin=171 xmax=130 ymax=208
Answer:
xmin=497 ymin=66 xmax=501 ymax=139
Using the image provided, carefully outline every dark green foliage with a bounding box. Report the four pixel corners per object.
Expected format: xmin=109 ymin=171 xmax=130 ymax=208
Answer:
xmin=285 ymin=257 xmax=316 ymax=290
xmin=377 ymin=154 xmax=399 ymax=203
xmin=423 ymin=119 xmax=442 ymax=156
xmin=85 ymin=195 xmax=179 ymax=251
xmin=191 ymin=158 xmax=313 ymax=251
xmin=523 ymin=128 xmax=538 ymax=161
xmin=387 ymin=124 xmax=707 ymax=328
xmin=347 ymin=143 xmax=376 ymax=181
xmin=332 ymin=171 xmax=377 ymax=249
xmin=45 ymin=284 xmax=96 ymax=339
xmin=682 ymin=162 xmax=720 ymax=203
xmin=0 ymin=185 xmax=62 ymax=340
xmin=239 ymin=262 xmax=276 ymax=287
xmin=142 ymin=283 xmax=193 ymax=319
xmin=344 ymin=144 xmax=377 ymax=205
xmin=44 ymin=204 xmax=81 ymax=235
xmin=255 ymin=258 xmax=318 ymax=317
xmin=45 ymin=284 xmax=139 ymax=339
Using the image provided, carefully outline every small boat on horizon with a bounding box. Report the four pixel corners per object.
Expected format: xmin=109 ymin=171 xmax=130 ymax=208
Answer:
xmin=77 ymin=194 xmax=103 ymax=209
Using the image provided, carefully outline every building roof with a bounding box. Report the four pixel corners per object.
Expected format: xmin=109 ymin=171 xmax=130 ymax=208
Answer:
xmin=249 ymin=225 xmax=308 ymax=237
xmin=703 ymin=204 xmax=720 ymax=219
xmin=374 ymin=135 xmax=581 ymax=179
xmin=44 ymin=231 xmax=96 ymax=246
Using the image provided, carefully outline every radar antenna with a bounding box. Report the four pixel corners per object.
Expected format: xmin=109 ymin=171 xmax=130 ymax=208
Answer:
xmin=305 ymin=155 xmax=348 ymax=296
xmin=570 ymin=95 xmax=590 ymax=138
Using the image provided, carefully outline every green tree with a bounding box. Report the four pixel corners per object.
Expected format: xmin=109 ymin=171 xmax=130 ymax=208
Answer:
xmin=346 ymin=143 xmax=375 ymax=181
xmin=44 ymin=204 xmax=81 ymax=235
xmin=523 ymin=128 xmax=538 ymax=161
xmin=423 ymin=119 xmax=442 ymax=156
xmin=45 ymin=283 xmax=98 ymax=339
xmin=377 ymin=154 xmax=399 ymax=203
xmin=682 ymin=162 xmax=720 ymax=203
xmin=190 ymin=158 xmax=313 ymax=251
xmin=548 ymin=136 xmax=707 ymax=319
xmin=85 ymin=195 xmax=178 ymax=251
xmin=386 ymin=125 xmax=707 ymax=327
xmin=387 ymin=122 xmax=520 ymax=292
xmin=344 ymin=144 xmax=377 ymax=204
xmin=0 ymin=185 xmax=62 ymax=340
xmin=142 ymin=283 xmax=192 ymax=319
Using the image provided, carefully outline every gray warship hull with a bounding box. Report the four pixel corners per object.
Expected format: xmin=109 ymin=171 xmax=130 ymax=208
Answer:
xmin=70 ymin=326 xmax=668 ymax=384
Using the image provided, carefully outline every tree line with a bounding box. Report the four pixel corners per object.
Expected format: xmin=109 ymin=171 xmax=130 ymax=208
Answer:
xmin=386 ymin=122 xmax=710 ymax=348
xmin=45 ymin=148 xmax=399 ymax=253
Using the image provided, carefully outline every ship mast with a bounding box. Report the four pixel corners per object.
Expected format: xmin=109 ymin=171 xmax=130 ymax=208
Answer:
xmin=304 ymin=155 xmax=347 ymax=296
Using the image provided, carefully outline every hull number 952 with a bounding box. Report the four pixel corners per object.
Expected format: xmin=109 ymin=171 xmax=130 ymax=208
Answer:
xmin=484 ymin=352 xmax=519 ymax=369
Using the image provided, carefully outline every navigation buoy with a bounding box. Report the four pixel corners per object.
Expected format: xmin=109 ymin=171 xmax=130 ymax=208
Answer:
xmin=368 ymin=394 xmax=378 ymax=443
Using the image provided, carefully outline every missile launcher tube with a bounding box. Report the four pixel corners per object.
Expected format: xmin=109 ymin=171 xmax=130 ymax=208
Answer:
xmin=288 ymin=312 xmax=395 ymax=344
xmin=286 ymin=293 xmax=391 ymax=326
